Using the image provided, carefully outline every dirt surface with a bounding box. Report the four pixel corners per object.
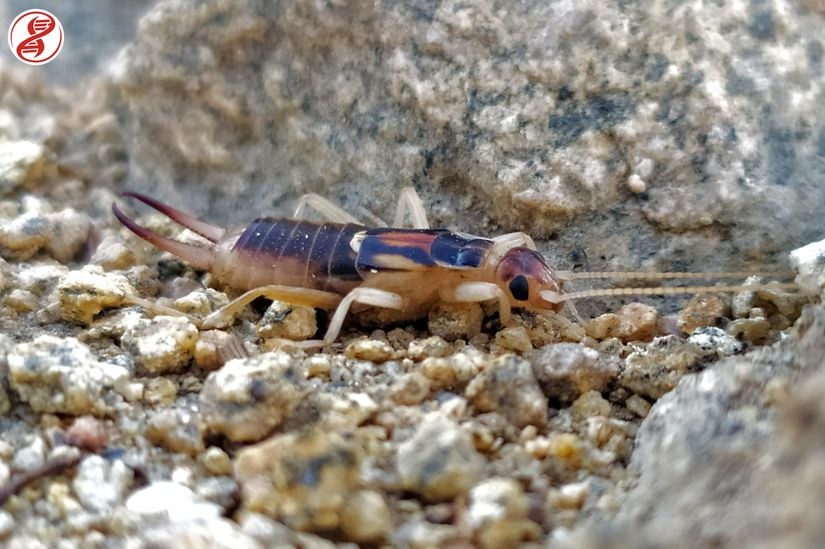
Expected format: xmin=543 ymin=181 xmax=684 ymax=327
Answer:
xmin=1 ymin=1 xmax=824 ymax=548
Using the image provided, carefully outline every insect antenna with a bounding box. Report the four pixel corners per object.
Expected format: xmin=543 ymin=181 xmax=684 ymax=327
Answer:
xmin=543 ymin=270 xmax=799 ymax=305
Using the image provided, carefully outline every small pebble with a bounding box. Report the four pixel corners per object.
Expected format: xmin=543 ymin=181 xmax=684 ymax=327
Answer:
xmin=145 ymin=408 xmax=204 ymax=456
xmin=122 ymin=315 xmax=199 ymax=374
xmin=340 ymin=490 xmax=392 ymax=543
xmin=65 ymin=416 xmax=108 ymax=453
xmin=0 ymin=510 xmax=13 ymax=538
xmin=427 ymin=301 xmax=483 ymax=341
xmin=625 ymin=394 xmax=652 ymax=417
xmin=407 ymin=336 xmax=452 ymax=361
xmin=91 ymin=233 xmax=139 ymax=270
xmin=257 ymin=300 xmax=317 ymax=341
xmin=201 ymin=446 xmax=232 ymax=476
xmin=234 ymin=428 xmax=361 ymax=531
xmin=0 ymin=140 xmax=46 ymax=195
xmin=726 ymin=313 xmax=772 ymax=344
xmin=200 ymin=351 xmax=307 ymax=442
xmin=529 ymin=343 xmax=618 ymax=403
xmin=391 ymin=372 xmax=432 ymax=405
xmin=790 ymin=237 xmax=825 ymax=298
xmin=571 ymin=390 xmax=611 ymax=418
xmin=547 ymin=433 xmax=582 ymax=466
xmin=12 ymin=436 xmax=46 ymax=472
xmin=194 ymin=330 xmax=243 ymax=371
xmin=345 ymin=338 xmax=395 ymax=363
xmin=397 ymin=412 xmax=485 ymax=500
xmin=586 ymin=303 xmax=657 ymax=342
xmin=73 ymin=456 xmax=133 ymax=513
xmin=466 ymin=355 xmax=548 ymax=428
xmin=57 ymin=265 xmax=136 ymax=324
xmin=678 ymin=294 xmax=728 ymax=334
xmin=620 ymin=336 xmax=703 ymax=399
xmin=494 ymin=325 xmax=533 ymax=353
xmin=8 ymin=335 xmax=129 ymax=415
xmin=467 ymin=478 xmax=539 ymax=549
xmin=126 ymin=481 xmax=223 ymax=523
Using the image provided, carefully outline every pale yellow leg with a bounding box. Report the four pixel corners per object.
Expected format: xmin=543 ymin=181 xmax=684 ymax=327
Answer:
xmin=293 ymin=193 xmax=363 ymax=224
xmin=393 ymin=187 xmax=430 ymax=229
xmin=201 ymin=285 xmax=342 ymax=330
xmin=442 ymin=281 xmax=512 ymax=325
xmin=283 ymin=287 xmax=404 ymax=349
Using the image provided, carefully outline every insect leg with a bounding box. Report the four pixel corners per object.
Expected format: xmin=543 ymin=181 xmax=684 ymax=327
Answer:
xmin=293 ymin=193 xmax=363 ymax=224
xmin=491 ymin=232 xmax=537 ymax=250
xmin=287 ymin=287 xmax=404 ymax=349
xmin=393 ymin=186 xmax=430 ymax=229
xmin=201 ymin=285 xmax=342 ymax=329
xmin=442 ymin=281 xmax=512 ymax=325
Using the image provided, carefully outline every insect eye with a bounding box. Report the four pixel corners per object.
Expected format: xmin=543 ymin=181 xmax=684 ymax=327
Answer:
xmin=508 ymin=275 xmax=529 ymax=301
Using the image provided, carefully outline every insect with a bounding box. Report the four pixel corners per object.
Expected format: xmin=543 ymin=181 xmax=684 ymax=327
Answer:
xmin=112 ymin=188 xmax=797 ymax=348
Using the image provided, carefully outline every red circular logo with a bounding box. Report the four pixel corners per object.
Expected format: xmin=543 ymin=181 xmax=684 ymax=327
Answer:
xmin=7 ymin=9 xmax=64 ymax=66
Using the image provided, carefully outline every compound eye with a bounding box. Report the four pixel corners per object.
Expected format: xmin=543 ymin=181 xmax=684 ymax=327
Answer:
xmin=508 ymin=275 xmax=529 ymax=301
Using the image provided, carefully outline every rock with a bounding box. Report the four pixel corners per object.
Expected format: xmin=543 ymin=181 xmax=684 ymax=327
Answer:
xmin=11 ymin=436 xmax=46 ymax=472
xmin=427 ymin=302 xmax=483 ymax=342
xmin=0 ymin=208 xmax=90 ymax=261
xmin=397 ymin=412 xmax=485 ymax=501
xmin=200 ymin=352 xmax=307 ymax=442
xmin=125 ymin=481 xmax=223 ymax=523
xmin=200 ymin=446 xmax=232 ymax=476
xmin=145 ymin=407 xmax=205 ymax=457
xmin=390 ymin=372 xmax=431 ymax=406
xmin=571 ymin=305 xmax=825 ymax=547
xmin=624 ymin=394 xmax=651 ymax=418
xmin=57 ymin=265 xmax=136 ymax=324
xmin=344 ymin=338 xmax=395 ymax=363
xmin=0 ymin=140 xmax=47 ymax=195
xmin=121 ymin=315 xmax=199 ymax=374
xmin=494 ymin=325 xmax=533 ymax=353
xmin=340 ymin=490 xmax=392 ymax=543
xmin=586 ymin=303 xmax=658 ymax=342
xmin=790 ymin=237 xmax=825 ymax=299
xmin=529 ymin=343 xmax=619 ymax=403
xmin=90 ymin=233 xmax=140 ymax=270
xmin=571 ymin=390 xmax=611 ymax=418
xmin=7 ymin=335 xmax=128 ymax=415
xmin=116 ymin=0 xmax=825 ymax=279
xmin=466 ymin=354 xmax=548 ymax=428
xmin=194 ymin=330 xmax=244 ymax=371
xmin=256 ymin=300 xmax=317 ymax=341
xmin=467 ymin=478 xmax=540 ymax=549
xmin=407 ymin=336 xmax=453 ymax=361
xmin=620 ymin=336 xmax=704 ymax=400
xmin=726 ymin=312 xmax=772 ymax=344
xmin=134 ymin=518 xmax=262 ymax=549
xmin=234 ymin=428 xmax=361 ymax=531
xmin=688 ymin=326 xmax=744 ymax=357
xmin=677 ymin=294 xmax=729 ymax=334
xmin=73 ymin=456 xmax=133 ymax=513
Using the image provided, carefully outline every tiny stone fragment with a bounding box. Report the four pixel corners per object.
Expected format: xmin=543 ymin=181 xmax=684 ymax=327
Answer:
xmin=467 ymin=478 xmax=540 ymax=549
xmin=57 ymin=265 xmax=136 ymax=324
xmin=201 ymin=447 xmax=232 ymax=476
xmin=345 ymin=338 xmax=395 ymax=363
xmin=688 ymin=326 xmax=744 ymax=356
xmin=677 ymin=294 xmax=728 ymax=334
xmin=790 ymin=237 xmax=825 ymax=299
xmin=0 ymin=140 xmax=47 ymax=195
xmin=427 ymin=301 xmax=483 ymax=341
xmin=145 ymin=408 xmax=205 ymax=456
xmin=529 ymin=343 xmax=618 ymax=403
xmin=391 ymin=372 xmax=431 ymax=405
xmin=571 ymin=390 xmax=611 ymax=418
xmin=466 ymin=354 xmax=548 ymax=428
xmin=73 ymin=456 xmax=133 ymax=513
xmin=256 ymin=300 xmax=317 ymax=341
xmin=8 ymin=335 xmax=128 ymax=415
xmin=397 ymin=412 xmax=485 ymax=500
xmin=494 ymin=325 xmax=533 ymax=353
xmin=340 ymin=490 xmax=392 ymax=543
xmin=195 ymin=330 xmax=243 ymax=371
xmin=122 ymin=315 xmax=199 ymax=374
xmin=200 ymin=351 xmax=307 ymax=442
xmin=620 ymin=336 xmax=704 ymax=399
xmin=625 ymin=394 xmax=652 ymax=417
xmin=586 ymin=303 xmax=657 ymax=342
xmin=234 ymin=428 xmax=361 ymax=531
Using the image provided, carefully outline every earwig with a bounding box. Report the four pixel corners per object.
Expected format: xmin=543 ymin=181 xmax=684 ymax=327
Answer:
xmin=112 ymin=188 xmax=798 ymax=348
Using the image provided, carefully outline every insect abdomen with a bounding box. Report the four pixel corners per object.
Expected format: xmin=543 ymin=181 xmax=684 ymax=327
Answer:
xmin=222 ymin=218 xmax=364 ymax=293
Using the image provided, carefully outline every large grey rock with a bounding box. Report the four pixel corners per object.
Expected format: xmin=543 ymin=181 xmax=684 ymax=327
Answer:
xmin=564 ymin=304 xmax=825 ymax=547
xmin=114 ymin=0 xmax=825 ymax=274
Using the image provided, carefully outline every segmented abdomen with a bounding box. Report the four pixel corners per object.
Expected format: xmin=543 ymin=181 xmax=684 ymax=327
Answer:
xmin=223 ymin=218 xmax=365 ymax=293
